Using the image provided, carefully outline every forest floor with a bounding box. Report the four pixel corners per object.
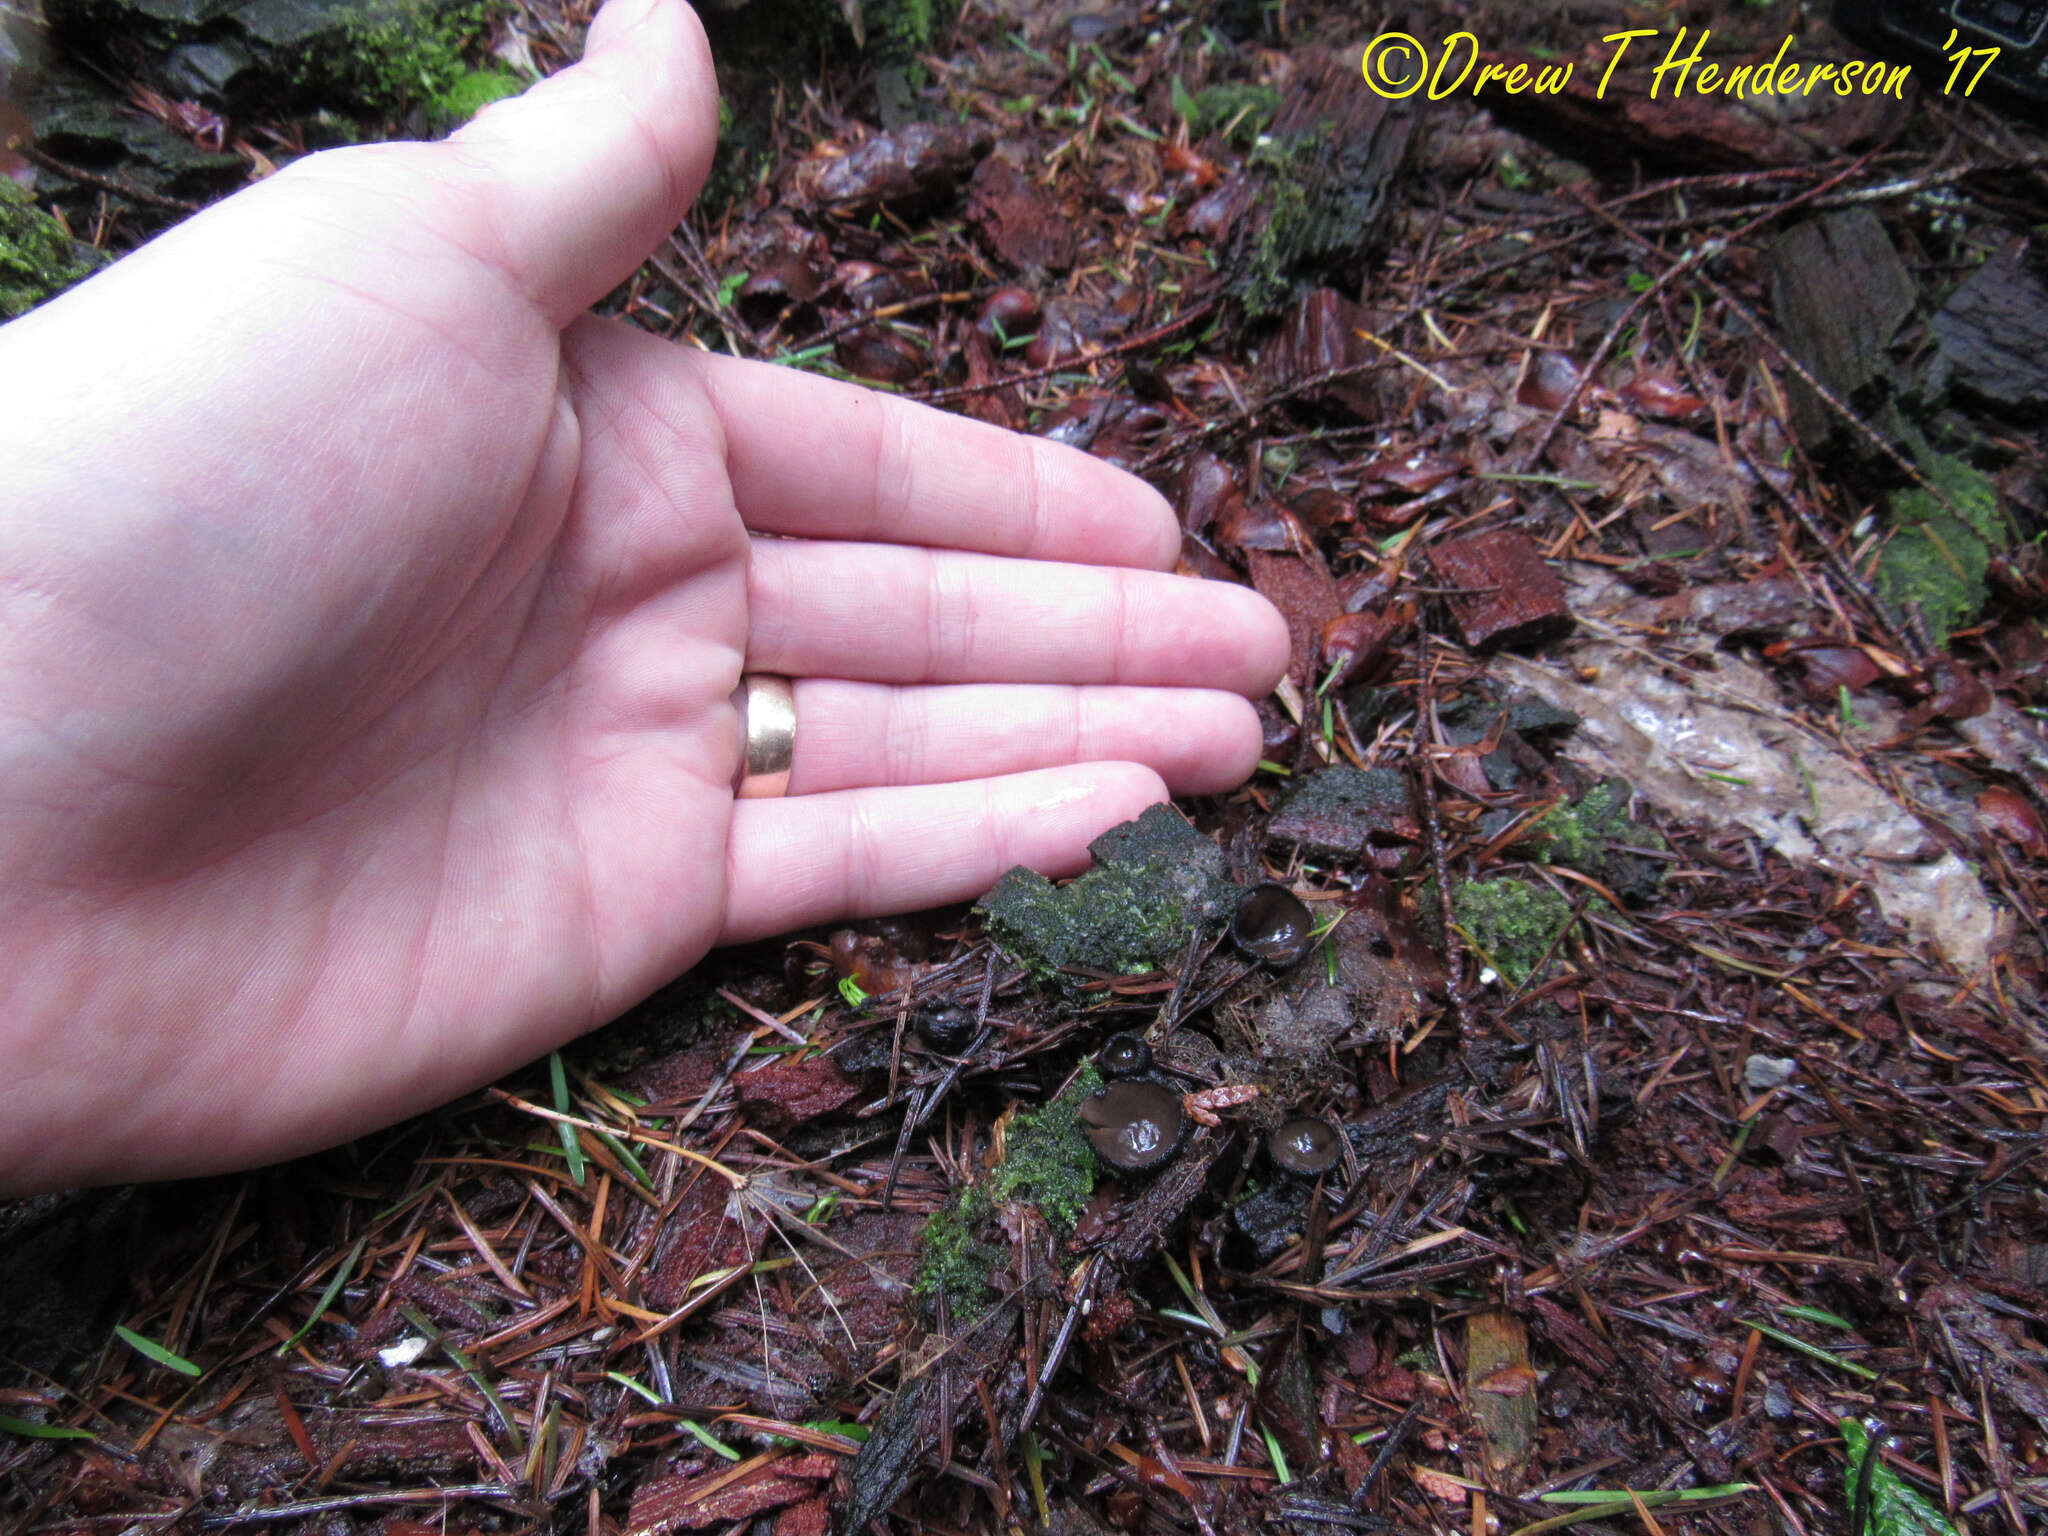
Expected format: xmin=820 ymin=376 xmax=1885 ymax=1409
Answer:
xmin=3 ymin=2 xmax=2047 ymax=1533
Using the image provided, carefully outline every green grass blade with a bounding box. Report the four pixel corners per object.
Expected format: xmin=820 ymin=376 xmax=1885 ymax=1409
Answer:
xmin=595 ymin=1127 xmax=653 ymax=1190
xmin=549 ymin=1051 xmax=586 ymax=1186
xmin=0 ymin=1415 xmax=93 ymax=1440
xmin=1261 ymin=1422 xmax=1291 ymax=1483
xmin=1540 ymin=1484 xmax=1754 ymax=1504
xmin=605 ymin=1371 xmax=663 ymax=1406
xmin=679 ymin=1417 xmax=742 ymax=1460
xmin=397 ymin=1306 xmax=524 ymax=1457
xmin=1740 ymin=1318 xmax=1879 ymax=1380
xmin=1780 ymin=1303 xmax=1856 ymax=1331
xmin=276 ymin=1236 xmax=367 ymax=1357
xmin=113 ymin=1324 xmax=201 ymax=1377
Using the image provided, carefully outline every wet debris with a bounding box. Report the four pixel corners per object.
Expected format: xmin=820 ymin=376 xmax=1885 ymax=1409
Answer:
xmin=626 ymin=1451 xmax=837 ymax=1536
xmin=1933 ymin=236 xmax=2048 ymax=412
xmin=1486 ymin=776 xmax=1669 ymax=903
xmin=1477 ymin=29 xmax=1905 ymax=174
xmin=1429 ymin=527 xmax=1575 ymax=652
xmin=1269 ymin=764 xmax=1415 ymax=861
xmin=1494 ymin=635 xmax=2001 ymax=975
xmin=966 ymin=149 xmax=1072 ymax=272
xmin=1765 ymin=208 xmax=1917 ymax=444
xmin=1226 ymin=52 xmax=1415 ymax=318
xmin=791 ymin=119 xmax=988 ymax=214
xmin=1464 ymin=1310 xmax=1538 ymax=1488
xmin=832 ymin=1294 xmax=1023 ymax=1534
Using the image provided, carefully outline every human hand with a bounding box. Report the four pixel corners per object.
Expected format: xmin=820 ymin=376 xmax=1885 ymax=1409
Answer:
xmin=0 ymin=0 xmax=1287 ymax=1191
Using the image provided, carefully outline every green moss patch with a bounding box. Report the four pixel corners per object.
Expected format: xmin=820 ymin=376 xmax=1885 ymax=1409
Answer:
xmin=911 ymin=1185 xmax=998 ymax=1320
xmin=1521 ymin=779 xmax=1666 ymax=902
xmin=428 ymin=66 xmax=522 ymax=131
xmin=1174 ymin=79 xmax=1280 ymax=147
xmin=990 ymin=1065 xmax=1102 ymax=1231
xmin=1878 ymin=439 xmax=2009 ymax=647
xmin=979 ymin=805 xmax=1237 ymax=982
xmin=0 ymin=184 xmax=103 ymax=321
xmin=300 ymin=0 xmax=503 ymax=116
xmin=1451 ymin=878 xmax=1575 ymax=988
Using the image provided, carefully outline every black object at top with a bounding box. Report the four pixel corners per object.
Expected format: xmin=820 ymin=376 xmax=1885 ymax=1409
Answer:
xmin=1097 ymin=1033 xmax=1152 ymax=1078
xmin=914 ymin=1002 xmax=977 ymax=1054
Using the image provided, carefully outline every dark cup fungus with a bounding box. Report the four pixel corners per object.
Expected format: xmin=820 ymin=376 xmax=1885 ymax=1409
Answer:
xmin=914 ymin=1002 xmax=977 ymax=1054
xmin=1097 ymin=1033 xmax=1152 ymax=1078
xmin=1268 ymin=1115 xmax=1342 ymax=1178
xmin=1232 ymin=883 xmax=1314 ymax=968
xmin=1079 ymin=1081 xmax=1185 ymax=1173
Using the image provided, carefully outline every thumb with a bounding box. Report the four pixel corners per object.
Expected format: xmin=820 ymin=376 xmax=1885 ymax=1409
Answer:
xmin=443 ymin=0 xmax=720 ymax=325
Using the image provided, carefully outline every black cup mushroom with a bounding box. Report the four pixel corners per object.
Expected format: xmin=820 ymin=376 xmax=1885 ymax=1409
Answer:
xmin=1078 ymin=1081 xmax=1185 ymax=1173
xmin=1268 ymin=1115 xmax=1341 ymax=1178
xmin=1232 ymin=883 xmax=1314 ymax=968
xmin=1097 ymin=1033 xmax=1151 ymax=1078
xmin=914 ymin=1002 xmax=977 ymax=1054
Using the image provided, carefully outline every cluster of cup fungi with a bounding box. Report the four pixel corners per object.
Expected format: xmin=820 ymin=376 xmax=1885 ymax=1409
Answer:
xmin=909 ymin=882 xmax=1345 ymax=1188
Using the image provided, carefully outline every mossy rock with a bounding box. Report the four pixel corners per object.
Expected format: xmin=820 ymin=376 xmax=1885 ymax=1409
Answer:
xmin=293 ymin=0 xmax=508 ymax=116
xmin=29 ymin=64 xmax=248 ymax=202
xmin=0 ymin=183 xmax=106 ymax=321
xmin=978 ymin=805 xmax=1237 ymax=982
xmin=44 ymin=0 xmax=507 ymax=116
xmin=1878 ymin=439 xmax=2009 ymax=647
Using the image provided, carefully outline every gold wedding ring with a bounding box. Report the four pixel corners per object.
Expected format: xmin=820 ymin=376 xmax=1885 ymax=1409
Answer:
xmin=736 ymin=673 xmax=796 ymax=798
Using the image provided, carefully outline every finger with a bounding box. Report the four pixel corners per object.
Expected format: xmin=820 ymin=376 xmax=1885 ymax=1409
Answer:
xmin=785 ymin=682 xmax=1262 ymax=797
xmin=748 ymin=542 xmax=1291 ymax=695
xmin=444 ymin=0 xmax=719 ymax=324
xmin=719 ymin=764 xmax=1170 ymax=944
xmin=687 ymin=351 xmax=1180 ymax=568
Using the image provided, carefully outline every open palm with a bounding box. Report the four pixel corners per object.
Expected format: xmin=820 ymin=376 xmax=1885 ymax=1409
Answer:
xmin=0 ymin=0 xmax=1286 ymax=1191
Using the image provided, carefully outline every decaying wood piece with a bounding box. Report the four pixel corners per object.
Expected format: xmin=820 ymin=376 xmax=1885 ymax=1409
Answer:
xmin=1229 ymin=50 xmax=1414 ymax=317
xmin=832 ymin=1294 xmax=1022 ymax=1533
xmin=626 ymin=1451 xmax=837 ymax=1536
xmin=1429 ymin=530 xmax=1573 ymax=651
xmin=1765 ymin=208 xmax=1917 ymax=444
xmin=1464 ymin=1309 xmax=1537 ymax=1489
xmin=1092 ymin=1134 xmax=1222 ymax=1270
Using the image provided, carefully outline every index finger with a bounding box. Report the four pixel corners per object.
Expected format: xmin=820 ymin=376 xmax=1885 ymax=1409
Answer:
xmin=686 ymin=351 xmax=1182 ymax=569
